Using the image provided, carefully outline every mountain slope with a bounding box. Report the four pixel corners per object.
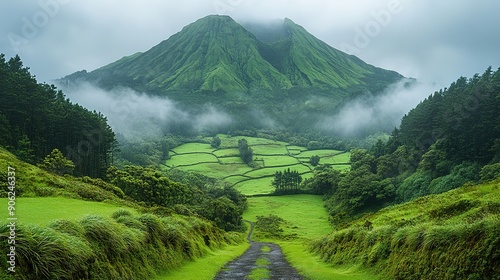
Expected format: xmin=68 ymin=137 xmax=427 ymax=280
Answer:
xmin=62 ymin=15 xmax=402 ymax=94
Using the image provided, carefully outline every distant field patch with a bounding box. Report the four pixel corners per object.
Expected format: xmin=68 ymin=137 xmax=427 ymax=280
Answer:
xmin=233 ymin=178 xmax=275 ymax=195
xmin=219 ymin=157 xmax=244 ymax=164
xmin=287 ymin=146 xmax=307 ymax=154
xmin=244 ymin=164 xmax=311 ymax=178
xmin=252 ymin=145 xmax=288 ymax=155
xmin=258 ymin=155 xmax=300 ymax=167
xmin=297 ymin=149 xmax=343 ymax=158
xmin=164 ymin=135 xmax=350 ymax=195
xmin=167 ymin=154 xmax=218 ymax=166
xmin=330 ymin=165 xmax=351 ymax=172
xmin=179 ymin=163 xmax=253 ymax=179
xmin=217 ymin=135 xmax=285 ymax=148
xmin=213 ymin=148 xmax=239 ymax=157
xmin=172 ymin=143 xmax=215 ymax=154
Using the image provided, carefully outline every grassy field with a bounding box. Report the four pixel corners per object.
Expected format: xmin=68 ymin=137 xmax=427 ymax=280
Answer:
xmin=0 ymin=197 xmax=138 ymax=226
xmin=164 ymin=134 xmax=350 ymax=195
xmin=243 ymin=194 xmax=379 ymax=279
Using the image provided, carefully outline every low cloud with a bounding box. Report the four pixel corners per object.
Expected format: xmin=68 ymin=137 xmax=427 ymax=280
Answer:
xmin=60 ymin=82 xmax=232 ymax=139
xmin=318 ymin=79 xmax=439 ymax=137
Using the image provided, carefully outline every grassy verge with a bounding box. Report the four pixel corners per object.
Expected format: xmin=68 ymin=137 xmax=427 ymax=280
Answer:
xmin=311 ymin=180 xmax=500 ymax=279
xmin=278 ymin=241 xmax=379 ymax=280
xmin=154 ymin=242 xmax=250 ymax=280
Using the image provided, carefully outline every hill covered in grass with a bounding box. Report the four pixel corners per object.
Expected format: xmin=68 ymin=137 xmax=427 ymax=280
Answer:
xmin=0 ymin=147 xmax=245 ymax=279
xmin=311 ymin=180 xmax=500 ymax=279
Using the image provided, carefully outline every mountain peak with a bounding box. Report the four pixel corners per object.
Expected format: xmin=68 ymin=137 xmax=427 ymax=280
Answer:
xmin=62 ymin=15 xmax=402 ymax=93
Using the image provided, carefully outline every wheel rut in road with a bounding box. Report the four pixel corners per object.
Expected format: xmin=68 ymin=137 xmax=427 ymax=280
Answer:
xmin=213 ymin=220 xmax=303 ymax=280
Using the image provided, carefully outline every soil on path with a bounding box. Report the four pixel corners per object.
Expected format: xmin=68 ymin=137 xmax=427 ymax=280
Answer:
xmin=213 ymin=220 xmax=304 ymax=280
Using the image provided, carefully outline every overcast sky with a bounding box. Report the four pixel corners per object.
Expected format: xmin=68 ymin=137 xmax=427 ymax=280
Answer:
xmin=1 ymin=0 xmax=499 ymax=88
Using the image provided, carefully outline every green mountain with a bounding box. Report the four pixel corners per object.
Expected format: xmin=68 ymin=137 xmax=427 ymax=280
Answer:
xmin=60 ymin=15 xmax=404 ymax=133
xmin=62 ymin=15 xmax=402 ymax=94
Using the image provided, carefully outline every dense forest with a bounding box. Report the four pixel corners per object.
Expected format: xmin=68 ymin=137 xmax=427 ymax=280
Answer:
xmin=301 ymin=67 xmax=500 ymax=224
xmin=0 ymin=54 xmax=116 ymax=178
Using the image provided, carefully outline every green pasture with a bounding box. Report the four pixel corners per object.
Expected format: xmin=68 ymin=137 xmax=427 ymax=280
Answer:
xmin=233 ymin=177 xmax=276 ymax=195
xmin=258 ymin=155 xmax=300 ymax=166
xmin=218 ymin=156 xmax=244 ymax=164
xmin=243 ymin=194 xmax=332 ymax=240
xmin=0 ymin=197 xmax=138 ymax=227
xmin=252 ymin=144 xmax=288 ymax=155
xmin=213 ymin=148 xmax=240 ymax=157
xmin=167 ymin=153 xmax=218 ymax=166
xmin=164 ymin=135 xmax=350 ymax=195
xmin=172 ymin=143 xmax=215 ymax=154
xmin=179 ymin=163 xmax=253 ymax=179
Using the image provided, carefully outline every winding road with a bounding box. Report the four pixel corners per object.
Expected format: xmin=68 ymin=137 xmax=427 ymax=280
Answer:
xmin=213 ymin=221 xmax=304 ymax=280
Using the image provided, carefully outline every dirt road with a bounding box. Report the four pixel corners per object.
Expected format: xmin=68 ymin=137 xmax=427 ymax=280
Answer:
xmin=213 ymin=221 xmax=304 ymax=280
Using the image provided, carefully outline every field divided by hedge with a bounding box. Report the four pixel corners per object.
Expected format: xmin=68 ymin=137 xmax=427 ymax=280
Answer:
xmin=164 ymin=135 xmax=350 ymax=195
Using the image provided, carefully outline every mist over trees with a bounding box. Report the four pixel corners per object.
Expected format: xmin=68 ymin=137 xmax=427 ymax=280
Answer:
xmin=305 ymin=67 xmax=500 ymax=225
xmin=0 ymin=54 xmax=116 ymax=178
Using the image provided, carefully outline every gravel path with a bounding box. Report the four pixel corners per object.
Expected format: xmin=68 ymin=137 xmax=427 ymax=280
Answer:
xmin=213 ymin=221 xmax=304 ymax=280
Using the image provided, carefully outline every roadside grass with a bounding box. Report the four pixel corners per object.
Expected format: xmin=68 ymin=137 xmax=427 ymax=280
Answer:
xmin=0 ymin=197 xmax=138 ymax=227
xmin=279 ymin=241 xmax=380 ymax=280
xmin=154 ymin=242 xmax=250 ymax=280
xmin=310 ymin=180 xmax=500 ymax=279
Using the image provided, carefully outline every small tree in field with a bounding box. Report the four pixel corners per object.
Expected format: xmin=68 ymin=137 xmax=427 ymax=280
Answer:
xmin=39 ymin=149 xmax=75 ymax=175
xmin=310 ymin=155 xmax=320 ymax=166
xmin=211 ymin=136 xmax=221 ymax=148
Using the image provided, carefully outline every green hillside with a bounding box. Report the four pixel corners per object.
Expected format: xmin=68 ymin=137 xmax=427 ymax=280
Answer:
xmin=163 ymin=134 xmax=351 ymax=195
xmin=311 ymin=180 xmax=500 ymax=279
xmin=59 ymin=15 xmax=403 ymax=133
xmin=0 ymin=147 xmax=245 ymax=279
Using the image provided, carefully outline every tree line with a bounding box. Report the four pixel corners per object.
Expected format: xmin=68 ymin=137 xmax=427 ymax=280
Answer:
xmin=0 ymin=54 xmax=116 ymax=178
xmin=300 ymin=67 xmax=500 ymax=225
xmin=272 ymin=168 xmax=303 ymax=194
